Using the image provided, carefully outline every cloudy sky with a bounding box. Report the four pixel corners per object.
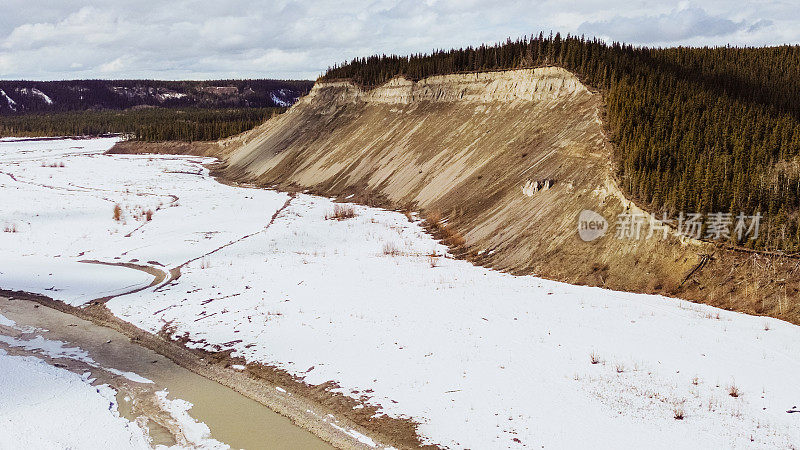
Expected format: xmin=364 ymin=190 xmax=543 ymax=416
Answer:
xmin=1 ymin=0 xmax=798 ymax=81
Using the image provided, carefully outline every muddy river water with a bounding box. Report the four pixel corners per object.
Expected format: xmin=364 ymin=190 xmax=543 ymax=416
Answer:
xmin=0 ymin=296 xmax=332 ymax=450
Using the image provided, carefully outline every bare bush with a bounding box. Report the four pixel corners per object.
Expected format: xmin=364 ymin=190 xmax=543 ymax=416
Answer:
xmin=326 ymin=204 xmax=356 ymax=220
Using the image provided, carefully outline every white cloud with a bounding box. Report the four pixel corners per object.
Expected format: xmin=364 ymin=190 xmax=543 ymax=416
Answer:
xmin=0 ymin=0 xmax=798 ymax=80
xmin=99 ymin=56 xmax=127 ymax=73
xmin=577 ymin=5 xmax=760 ymax=44
xmin=0 ymin=54 xmax=13 ymax=77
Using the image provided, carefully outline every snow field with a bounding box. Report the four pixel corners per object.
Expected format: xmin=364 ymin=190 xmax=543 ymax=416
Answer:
xmin=2 ymin=138 xmax=800 ymax=448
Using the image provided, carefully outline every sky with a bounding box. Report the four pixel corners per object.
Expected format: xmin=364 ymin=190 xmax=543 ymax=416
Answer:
xmin=1 ymin=0 xmax=798 ymax=81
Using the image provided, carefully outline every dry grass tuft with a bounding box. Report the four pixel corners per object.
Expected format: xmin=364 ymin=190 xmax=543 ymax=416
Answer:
xmin=326 ymin=204 xmax=356 ymax=220
xmin=383 ymin=242 xmax=402 ymax=256
xmin=428 ymin=253 xmax=439 ymax=268
xmin=728 ymin=384 xmax=741 ymax=398
xmin=3 ymin=223 xmax=18 ymax=233
xmin=442 ymin=227 xmax=466 ymax=247
xmin=589 ymin=352 xmax=601 ymax=365
xmin=673 ymin=406 xmax=685 ymax=420
xmin=614 ymin=363 xmax=626 ymax=373
xmin=113 ymin=204 xmax=123 ymax=222
xmin=424 ymin=210 xmax=467 ymax=249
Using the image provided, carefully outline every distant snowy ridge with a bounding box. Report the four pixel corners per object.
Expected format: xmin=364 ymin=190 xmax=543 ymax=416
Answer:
xmin=0 ymin=90 xmax=17 ymax=111
xmin=0 ymin=80 xmax=313 ymax=113
xmin=271 ymin=89 xmax=299 ymax=107
xmin=271 ymin=92 xmax=291 ymax=107
xmin=18 ymin=88 xmax=54 ymax=105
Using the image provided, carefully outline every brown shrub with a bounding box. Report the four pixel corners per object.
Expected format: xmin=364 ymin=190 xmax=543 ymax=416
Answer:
xmin=424 ymin=210 xmax=466 ymax=249
xmin=326 ymin=204 xmax=356 ymax=220
xmin=145 ymin=210 xmax=153 ymax=221
xmin=113 ymin=204 xmax=123 ymax=221
xmin=426 ymin=210 xmax=442 ymax=227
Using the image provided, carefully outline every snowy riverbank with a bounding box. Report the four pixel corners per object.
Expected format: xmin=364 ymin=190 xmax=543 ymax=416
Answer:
xmin=2 ymin=137 xmax=799 ymax=448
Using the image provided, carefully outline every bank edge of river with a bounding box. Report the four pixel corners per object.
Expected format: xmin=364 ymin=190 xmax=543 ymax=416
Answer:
xmin=0 ymin=288 xmax=427 ymax=450
xmin=0 ymin=295 xmax=333 ymax=449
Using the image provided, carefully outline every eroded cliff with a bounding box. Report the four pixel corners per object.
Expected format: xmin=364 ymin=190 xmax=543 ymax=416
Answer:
xmin=213 ymin=67 xmax=706 ymax=295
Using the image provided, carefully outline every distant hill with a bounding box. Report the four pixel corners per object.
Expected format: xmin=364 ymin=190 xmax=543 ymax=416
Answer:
xmin=0 ymin=79 xmax=314 ymax=114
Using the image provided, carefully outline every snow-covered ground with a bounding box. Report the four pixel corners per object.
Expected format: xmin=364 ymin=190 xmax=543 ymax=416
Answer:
xmin=0 ymin=347 xmax=152 ymax=449
xmin=0 ymin=137 xmax=288 ymax=305
xmin=2 ymin=138 xmax=800 ymax=449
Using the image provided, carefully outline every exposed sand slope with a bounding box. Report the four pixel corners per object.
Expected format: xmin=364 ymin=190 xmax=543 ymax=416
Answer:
xmin=217 ymin=67 xmax=702 ymax=294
